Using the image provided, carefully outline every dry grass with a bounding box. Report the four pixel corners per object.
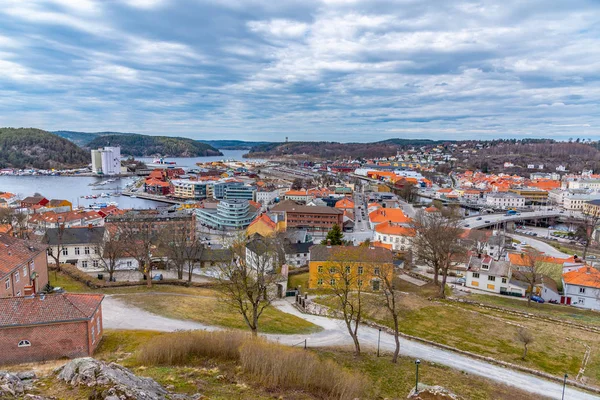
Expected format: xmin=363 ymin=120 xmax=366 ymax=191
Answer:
xmin=137 ymin=330 xmax=250 ymax=365
xmin=240 ymin=341 xmax=367 ymax=400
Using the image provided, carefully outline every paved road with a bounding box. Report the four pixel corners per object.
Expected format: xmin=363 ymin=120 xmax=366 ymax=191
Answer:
xmin=511 ymin=234 xmax=571 ymax=258
xmin=102 ymin=295 xmax=597 ymax=399
xmin=462 ymin=211 xmax=564 ymax=229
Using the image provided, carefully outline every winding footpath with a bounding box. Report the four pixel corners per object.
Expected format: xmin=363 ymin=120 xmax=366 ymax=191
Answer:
xmin=102 ymin=296 xmax=598 ymax=400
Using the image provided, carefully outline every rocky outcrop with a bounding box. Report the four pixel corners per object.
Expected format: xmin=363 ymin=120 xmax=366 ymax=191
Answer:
xmin=55 ymin=358 xmax=199 ymax=400
xmin=408 ymin=384 xmax=460 ymax=399
xmin=0 ymin=370 xmax=39 ymax=398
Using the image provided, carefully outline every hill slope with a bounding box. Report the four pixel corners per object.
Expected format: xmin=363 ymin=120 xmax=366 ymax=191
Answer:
xmin=0 ymin=128 xmax=89 ymax=169
xmin=88 ymin=134 xmax=222 ymax=157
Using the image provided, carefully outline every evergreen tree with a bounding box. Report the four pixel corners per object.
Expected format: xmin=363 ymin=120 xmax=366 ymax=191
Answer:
xmin=322 ymin=224 xmax=344 ymax=245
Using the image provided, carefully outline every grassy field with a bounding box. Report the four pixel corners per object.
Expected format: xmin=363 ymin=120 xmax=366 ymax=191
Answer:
xmin=115 ymin=293 xmax=321 ymax=335
xmin=28 ymin=329 xmax=547 ymax=400
xmin=315 ymin=280 xmax=600 ymax=386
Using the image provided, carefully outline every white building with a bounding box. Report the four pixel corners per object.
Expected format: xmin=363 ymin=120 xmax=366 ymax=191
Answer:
xmin=256 ymin=189 xmax=279 ymax=206
xmin=485 ymin=192 xmax=525 ymax=209
xmin=562 ymin=267 xmax=600 ymax=310
xmin=92 ymin=147 xmax=121 ymax=175
xmin=373 ymin=221 xmax=415 ymax=252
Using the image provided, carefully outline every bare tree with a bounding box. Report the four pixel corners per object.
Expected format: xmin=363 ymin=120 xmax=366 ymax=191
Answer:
xmin=412 ymin=208 xmax=465 ymax=297
xmin=397 ymin=181 xmax=418 ymax=203
xmin=217 ymin=235 xmax=281 ymax=336
xmin=97 ymin=229 xmax=125 ymax=282
xmin=576 ymin=213 xmax=600 ymax=259
xmin=514 ymin=248 xmax=544 ymax=307
xmin=515 ymin=327 xmax=534 ymax=360
xmin=115 ymin=216 xmax=163 ymax=287
xmin=375 ymin=263 xmax=402 ymax=363
xmin=160 ymin=222 xmax=204 ymax=281
xmin=317 ymin=247 xmax=390 ymax=356
xmin=46 ymin=223 xmax=66 ymax=269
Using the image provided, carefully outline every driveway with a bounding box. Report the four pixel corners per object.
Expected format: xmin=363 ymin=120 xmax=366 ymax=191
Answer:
xmin=102 ymin=295 xmax=597 ymax=400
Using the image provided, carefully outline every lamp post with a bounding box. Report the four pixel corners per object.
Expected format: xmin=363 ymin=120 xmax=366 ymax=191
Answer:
xmin=562 ymin=373 xmax=568 ymax=400
xmin=415 ymin=359 xmax=421 ymax=393
xmin=377 ymin=328 xmax=381 ymax=357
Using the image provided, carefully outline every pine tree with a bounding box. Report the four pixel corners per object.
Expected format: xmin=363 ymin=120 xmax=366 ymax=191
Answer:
xmin=322 ymin=224 xmax=344 ymax=245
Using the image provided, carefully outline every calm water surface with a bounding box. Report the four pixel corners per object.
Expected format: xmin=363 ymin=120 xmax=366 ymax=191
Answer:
xmin=0 ymin=150 xmax=256 ymax=209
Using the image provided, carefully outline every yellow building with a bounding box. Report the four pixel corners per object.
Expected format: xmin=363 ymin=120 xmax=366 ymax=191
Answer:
xmin=583 ymin=199 xmax=600 ymax=216
xmin=308 ymin=245 xmax=394 ymax=291
xmin=246 ymin=213 xmax=286 ymax=237
xmin=508 ymin=188 xmax=548 ymax=204
xmin=47 ymin=199 xmax=73 ymax=211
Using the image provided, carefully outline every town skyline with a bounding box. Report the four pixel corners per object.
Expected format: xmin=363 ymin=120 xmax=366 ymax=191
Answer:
xmin=0 ymin=0 xmax=599 ymax=141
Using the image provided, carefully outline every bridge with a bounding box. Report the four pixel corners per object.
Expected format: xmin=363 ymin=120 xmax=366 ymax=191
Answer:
xmin=461 ymin=210 xmax=567 ymax=229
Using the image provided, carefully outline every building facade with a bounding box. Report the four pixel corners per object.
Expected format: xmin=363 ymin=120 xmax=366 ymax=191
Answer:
xmin=0 ymin=235 xmax=49 ymax=298
xmin=271 ymin=201 xmax=343 ymax=232
xmin=92 ymin=147 xmax=121 ymax=175
xmin=195 ymin=199 xmax=257 ymax=230
xmin=485 ymin=192 xmax=526 ymax=209
xmin=0 ymin=293 xmax=104 ymax=364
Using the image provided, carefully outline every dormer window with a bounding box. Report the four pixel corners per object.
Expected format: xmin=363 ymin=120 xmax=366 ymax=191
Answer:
xmin=481 ymin=264 xmax=490 ymax=270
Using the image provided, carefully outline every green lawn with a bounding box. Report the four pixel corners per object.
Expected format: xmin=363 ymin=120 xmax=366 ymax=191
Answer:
xmin=316 ymin=289 xmax=600 ymax=385
xmin=115 ymin=293 xmax=321 ymax=335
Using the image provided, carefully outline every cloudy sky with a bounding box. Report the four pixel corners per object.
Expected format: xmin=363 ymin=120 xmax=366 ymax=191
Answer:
xmin=0 ymin=0 xmax=599 ymax=142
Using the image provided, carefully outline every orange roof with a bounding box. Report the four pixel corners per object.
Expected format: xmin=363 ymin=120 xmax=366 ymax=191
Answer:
xmin=437 ymin=188 xmax=452 ymax=193
xmin=249 ymin=200 xmax=261 ymax=209
xmin=368 ymin=202 xmax=381 ymax=209
xmin=563 ymin=267 xmax=600 ymax=288
xmin=369 ymin=208 xmax=411 ymax=224
xmin=528 ymin=180 xmax=561 ymax=191
xmin=375 ymin=221 xmax=415 ymax=236
xmin=248 ymin=213 xmax=276 ymax=230
xmin=508 ymin=253 xmax=577 ymax=266
xmin=335 ymin=198 xmax=355 ymax=209
xmin=424 ymin=206 xmax=439 ymax=213
xmin=372 ymin=241 xmax=393 ymax=250
xmin=145 ymin=178 xmax=170 ymax=187
xmin=0 ymin=224 xmax=12 ymax=234
xmin=285 ymin=190 xmax=309 ymax=196
xmin=0 ymin=192 xmax=15 ymax=200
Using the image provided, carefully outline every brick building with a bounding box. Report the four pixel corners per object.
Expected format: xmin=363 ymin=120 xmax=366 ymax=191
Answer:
xmin=0 ymin=235 xmax=48 ymax=298
xmin=0 ymin=293 xmax=104 ymax=364
xmin=271 ymin=200 xmax=343 ymax=232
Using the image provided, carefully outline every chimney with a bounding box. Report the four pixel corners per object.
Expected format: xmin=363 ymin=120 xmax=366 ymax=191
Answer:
xmin=586 ymin=267 xmax=591 ymax=274
xmin=88 ymin=223 xmax=93 ymax=230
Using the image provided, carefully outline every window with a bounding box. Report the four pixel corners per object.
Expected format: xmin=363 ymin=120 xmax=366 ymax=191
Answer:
xmin=580 ymin=287 xmax=586 ymax=294
xmin=127 ymin=261 xmax=132 ymax=268
xmin=472 ymin=272 xmax=480 ymax=278
xmin=74 ymin=247 xmax=80 ymax=255
xmin=488 ymin=276 xmax=496 ymax=282
xmin=5 ymin=279 xmax=9 ymax=290
xmin=374 ymin=267 xmax=380 ymax=276
xmin=317 ymin=279 xmax=323 ymax=286
xmin=471 ymin=281 xmax=479 ymax=287
xmin=91 ymin=325 xmax=96 ymax=343
xmin=62 ymin=248 xmax=68 ymax=256
xmin=487 ymin=284 xmax=495 ymax=290
xmin=481 ymin=264 xmax=489 ymax=270
xmin=94 ymin=247 xmax=98 ymax=254
xmin=358 ymin=266 xmax=363 ymax=275
xmin=345 ymin=266 xmax=351 ymax=274
xmin=14 ymin=271 xmax=19 ymax=283
xmin=30 ymin=261 xmax=34 ymax=271
xmin=501 ymin=278 xmax=507 ymax=284
xmin=329 ymin=267 xmax=336 ymax=274
xmin=330 ymin=279 xmax=335 ymax=286
xmin=18 ymin=340 xmax=31 ymax=348
xmin=578 ymin=297 xmax=586 ymax=305
xmin=84 ymin=247 xmax=90 ymax=255
xmin=372 ymin=279 xmax=380 ymax=291
xmin=22 ymin=266 xmax=27 ymax=277
xmin=82 ymin=261 xmax=88 ymax=268
xmin=358 ymin=279 xmax=363 ymax=287
xmin=93 ymin=260 xmax=99 ymax=268
xmin=96 ymin=316 xmax=101 ymax=333
xmin=318 ymin=266 xmax=323 ymax=273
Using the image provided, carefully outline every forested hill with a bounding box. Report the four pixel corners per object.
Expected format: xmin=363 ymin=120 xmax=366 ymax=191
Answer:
xmin=87 ymin=134 xmax=222 ymax=157
xmin=0 ymin=128 xmax=89 ymax=169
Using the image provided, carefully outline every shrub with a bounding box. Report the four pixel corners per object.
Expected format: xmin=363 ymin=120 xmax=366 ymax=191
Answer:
xmin=136 ymin=330 xmax=251 ymax=365
xmin=239 ymin=341 xmax=367 ymax=399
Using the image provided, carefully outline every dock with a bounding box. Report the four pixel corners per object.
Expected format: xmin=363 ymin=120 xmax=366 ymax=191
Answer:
xmin=121 ymin=190 xmax=183 ymax=205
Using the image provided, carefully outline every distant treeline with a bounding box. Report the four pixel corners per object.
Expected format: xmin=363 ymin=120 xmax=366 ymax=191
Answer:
xmin=88 ymin=134 xmax=222 ymax=157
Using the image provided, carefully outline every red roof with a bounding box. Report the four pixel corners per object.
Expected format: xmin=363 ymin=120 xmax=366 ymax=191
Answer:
xmin=248 ymin=213 xmax=276 ymax=230
xmin=374 ymin=221 xmax=416 ymax=236
xmin=369 ymin=208 xmax=411 ymax=224
xmin=0 ymin=293 xmax=104 ymax=327
xmin=0 ymin=235 xmax=47 ymax=278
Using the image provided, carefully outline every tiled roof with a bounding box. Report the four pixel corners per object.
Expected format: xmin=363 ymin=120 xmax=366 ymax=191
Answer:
xmin=28 ymin=210 xmax=102 ymax=225
xmin=369 ymin=208 xmax=411 ymax=224
xmin=0 ymin=235 xmax=47 ymax=278
xmin=424 ymin=206 xmax=439 ymax=213
xmin=372 ymin=241 xmax=393 ymax=250
xmin=310 ymin=244 xmax=393 ymax=263
xmin=335 ymin=198 xmax=355 ymax=209
xmin=248 ymin=213 xmax=276 ymax=230
xmin=271 ymin=200 xmax=343 ymax=215
xmin=374 ymin=221 xmax=415 ymax=236
xmin=563 ymin=267 xmax=600 ymax=288
xmin=0 ymin=293 xmax=104 ymax=328
xmin=508 ymin=253 xmax=577 ymax=266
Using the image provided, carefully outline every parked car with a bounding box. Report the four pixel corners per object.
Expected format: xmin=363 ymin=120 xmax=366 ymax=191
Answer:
xmin=530 ymin=295 xmax=545 ymax=303
xmin=464 ymin=224 xmax=470 ymax=227
xmin=484 ymin=220 xmax=490 ymax=223
xmin=456 ymin=277 xmax=467 ymax=285
xmin=152 ymin=274 xmax=164 ymax=281
xmin=476 ymin=217 xmax=482 ymax=220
